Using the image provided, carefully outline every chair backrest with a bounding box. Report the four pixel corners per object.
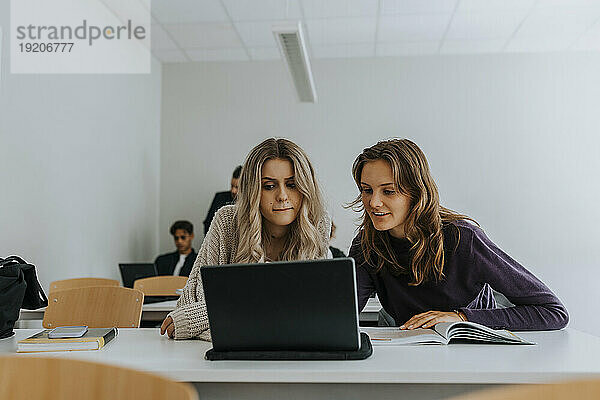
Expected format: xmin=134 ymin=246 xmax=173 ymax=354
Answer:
xmin=49 ymin=278 xmax=120 ymax=293
xmin=133 ymin=276 xmax=188 ymax=296
xmin=43 ymin=286 xmax=144 ymax=328
xmin=448 ymin=379 xmax=600 ymax=400
xmin=0 ymin=356 xmax=198 ymax=400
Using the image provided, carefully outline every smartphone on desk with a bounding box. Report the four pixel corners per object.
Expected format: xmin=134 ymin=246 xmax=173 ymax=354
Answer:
xmin=48 ymin=326 xmax=88 ymax=339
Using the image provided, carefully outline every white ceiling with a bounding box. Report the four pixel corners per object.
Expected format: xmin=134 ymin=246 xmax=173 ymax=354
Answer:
xmin=150 ymin=0 xmax=600 ymax=63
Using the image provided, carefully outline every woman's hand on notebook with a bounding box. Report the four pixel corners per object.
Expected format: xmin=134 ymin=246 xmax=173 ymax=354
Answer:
xmin=160 ymin=316 xmax=175 ymax=338
xmin=400 ymin=311 xmax=465 ymax=330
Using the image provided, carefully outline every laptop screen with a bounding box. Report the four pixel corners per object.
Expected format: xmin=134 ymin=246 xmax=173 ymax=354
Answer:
xmin=118 ymin=263 xmax=157 ymax=288
xmin=202 ymin=258 xmax=360 ymax=352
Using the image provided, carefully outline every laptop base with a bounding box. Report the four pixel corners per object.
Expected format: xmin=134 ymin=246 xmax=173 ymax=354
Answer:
xmin=205 ymin=332 xmax=372 ymax=361
xmin=143 ymin=295 xmax=179 ymax=304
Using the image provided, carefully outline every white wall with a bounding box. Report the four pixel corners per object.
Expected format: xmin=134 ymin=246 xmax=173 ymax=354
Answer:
xmin=0 ymin=3 xmax=163 ymax=292
xmin=160 ymin=54 xmax=600 ymax=337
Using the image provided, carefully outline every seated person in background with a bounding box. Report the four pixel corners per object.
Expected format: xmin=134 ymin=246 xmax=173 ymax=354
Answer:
xmin=155 ymin=221 xmax=197 ymax=277
xmin=161 ymin=138 xmax=331 ymax=340
xmin=329 ymin=221 xmax=346 ymax=258
xmin=203 ymin=165 xmax=242 ymax=235
xmin=349 ymin=139 xmax=568 ymax=331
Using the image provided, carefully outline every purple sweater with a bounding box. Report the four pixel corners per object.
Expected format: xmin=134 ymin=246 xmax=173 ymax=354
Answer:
xmin=349 ymin=221 xmax=568 ymax=331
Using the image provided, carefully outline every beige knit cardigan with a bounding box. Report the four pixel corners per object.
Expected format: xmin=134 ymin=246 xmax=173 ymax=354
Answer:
xmin=168 ymin=204 xmax=331 ymax=340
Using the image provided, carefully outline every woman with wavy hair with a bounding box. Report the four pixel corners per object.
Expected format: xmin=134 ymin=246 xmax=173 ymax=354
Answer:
xmin=349 ymin=139 xmax=568 ymax=331
xmin=161 ymin=138 xmax=330 ymax=340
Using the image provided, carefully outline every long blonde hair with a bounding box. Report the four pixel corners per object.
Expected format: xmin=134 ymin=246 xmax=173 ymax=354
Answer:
xmin=234 ymin=138 xmax=328 ymax=263
xmin=350 ymin=139 xmax=477 ymax=285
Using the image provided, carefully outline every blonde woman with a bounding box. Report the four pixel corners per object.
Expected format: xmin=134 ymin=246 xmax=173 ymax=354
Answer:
xmin=349 ymin=139 xmax=568 ymax=331
xmin=161 ymin=138 xmax=331 ymax=340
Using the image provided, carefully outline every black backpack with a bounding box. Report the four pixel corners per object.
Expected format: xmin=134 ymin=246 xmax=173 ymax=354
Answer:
xmin=0 ymin=256 xmax=48 ymax=339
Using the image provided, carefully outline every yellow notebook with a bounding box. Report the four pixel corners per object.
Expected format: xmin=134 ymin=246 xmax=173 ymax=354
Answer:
xmin=17 ymin=328 xmax=118 ymax=353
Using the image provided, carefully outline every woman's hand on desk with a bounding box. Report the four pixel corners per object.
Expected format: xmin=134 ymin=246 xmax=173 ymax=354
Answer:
xmin=400 ymin=310 xmax=466 ymax=330
xmin=160 ymin=316 xmax=175 ymax=338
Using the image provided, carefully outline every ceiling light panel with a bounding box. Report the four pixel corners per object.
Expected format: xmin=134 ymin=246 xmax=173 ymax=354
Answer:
xmin=273 ymin=22 xmax=317 ymax=102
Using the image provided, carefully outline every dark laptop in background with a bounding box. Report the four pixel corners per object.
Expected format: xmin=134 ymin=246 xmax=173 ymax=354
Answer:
xmin=201 ymin=258 xmax=364 ymax=355
xmin=118 ymin=263 xmax=157 ymax=288
xmin=118 ymin=263 xmax=177 ymax=304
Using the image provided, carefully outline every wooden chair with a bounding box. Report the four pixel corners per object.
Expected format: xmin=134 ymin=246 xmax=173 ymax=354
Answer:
xmin=0 ymin=356 xmax=198 ymax=400
xmin=448 ymin=379 xmax=600 ymax=400
xmin=43 ymin=286 xmax=144 ymax=328
xmin=133 ymin=276 xmax=188 ymax=296
xmin=49 ymin=277 xmax=120 ymax=293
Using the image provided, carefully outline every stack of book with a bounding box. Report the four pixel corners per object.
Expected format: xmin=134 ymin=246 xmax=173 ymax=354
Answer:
xmin=17 ymin=328 xmax=118 ymax=353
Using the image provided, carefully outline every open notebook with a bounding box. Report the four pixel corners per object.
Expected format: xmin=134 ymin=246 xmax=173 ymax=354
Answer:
xmin=362 ymin=321 xmax=534 ymax=345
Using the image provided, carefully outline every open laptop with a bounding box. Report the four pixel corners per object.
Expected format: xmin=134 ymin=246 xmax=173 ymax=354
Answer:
xmin=118 ymin=263 xmax=157 ymax=288
xmin=201 ymin=258 xmax=361 ymax=352
xmin=119 ymin=263 xmax=180 ymax=304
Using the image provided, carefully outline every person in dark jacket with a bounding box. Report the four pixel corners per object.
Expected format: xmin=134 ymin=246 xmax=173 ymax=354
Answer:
xmin=203 ymin=165 xmax=242 ymax=235
xmin=348 ymin=139 xmax=568 ymax=331
xmin=155 ymin=221 xmax=197 ymax=277
xmin=329 ymin=221 xmax=346 ymax=258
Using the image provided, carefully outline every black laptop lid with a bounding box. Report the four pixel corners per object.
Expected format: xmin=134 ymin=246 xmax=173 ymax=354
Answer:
xmin=119 ymin=263 xmax=157 ymax=288
xmin=201 ymin=258 xmax=360 ymax=352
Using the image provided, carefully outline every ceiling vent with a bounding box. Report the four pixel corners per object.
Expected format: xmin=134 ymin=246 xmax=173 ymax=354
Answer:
xmin=272 ymin=22 xmax=317 ymax=103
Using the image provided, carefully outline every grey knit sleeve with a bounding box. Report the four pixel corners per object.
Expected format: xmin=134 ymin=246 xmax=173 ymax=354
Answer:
xmin=318 ymin=213 xmax=332 ymax=257
xmin=168 ymin=206 xmax=235 ymax=340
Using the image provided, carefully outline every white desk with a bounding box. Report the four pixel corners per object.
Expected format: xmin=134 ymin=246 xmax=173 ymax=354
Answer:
xmin=18 ymin=298 xmax=383 ymax=323
xmin=2 ymin=328 xmax=600 ymax=400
